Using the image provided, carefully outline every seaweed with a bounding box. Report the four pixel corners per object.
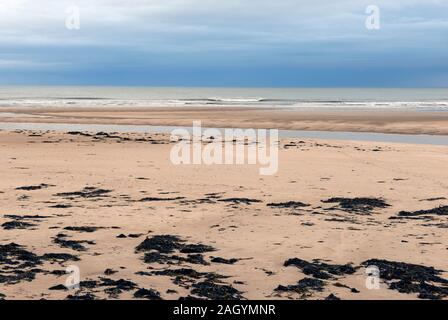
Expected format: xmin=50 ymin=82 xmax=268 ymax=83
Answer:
xmin=284 ymin=258 xmax=357 ymax=280
xmin=134 ymin=288 xmax=162 ymax=300
xmin=136 ymin=235 xmax=184 ymax=254
xmin=16 ymin=184 xmax=52 ymax=191
xmin=55 ymin=187 xmax=112 ymax=199
xmin=2 ymin=220 xmax=36 ymax=230
xmin=191 ymin=281 xmax=244 ymax=300
xmin=361 ymin=259 xmax=448 ymax=300
xmin=53 ymin=233 xmax=95 ymax=251
xmin=322 ymin=197 xmax=390 ymax=214
xmin=64 ymin=226 xmax=102 ymax=233
xmin=139 ymin=197 xmax=186 ymax=202
xmin=397 ymin=206 xmax=448 ymax=217
xmin=210 ymin=257 xmax=239 ymax=265
xmin=275 ymin=277 xmax=325 ymax=295
xmin=267 ymin=201 xmax=310 ymax=208
xmin=179 ymin=244 xmax=216 ymax=254
xmin=217 ymin=198 xmax=262 ymax=205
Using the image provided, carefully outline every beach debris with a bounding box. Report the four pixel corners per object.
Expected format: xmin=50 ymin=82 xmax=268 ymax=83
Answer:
xmin=2 ymin=214 xmax=51 ymax=230
xmin=54 ymin=187 xmax=112 ymax=199
xmin=191 ymin=281 xmax=244 ymax=300
xmin=104 ymin=269 xmax=118 ymax=275
xmin=53 ymin=233 xmax=95 ymax=251
xmin=2 ymin=220 xmax=36 ymax=230
xmin=420 ymin=197 xmax=447 ymax=202
xmin=284 ymin=258 xmax=357 ymax=280
xmin=180 ymin=244 xmax=216 ymax=254
xmin=139 ymin=196 xmax=186 ymax=202
xmin=63 ymin=226 xmax=103 ymax=233
xmin=0 ymin=243 xmax=42 ymax=284
xmin=362 ymin=259 xmax=448 ymax=300
xmin=41 ymin=253 xmax=79 ymax=262
xmin=49 ymin=204 xmax=72 ymax=208
xmin=67 ymin=131 xmax=92 ymax=137
xmin=322 ymin=197 xmax=390 ymax=214
xmin=210 ymin=257 xmax=239 ymax=265
xmin=134 ymin=288 xmax=162 ymax=300
xmin=275 ymin=277 xmax=325 ymax=295
xmin=397 ymin=206 xmax=448 ymax=217
xmin=217 ymin=198 xmax=262 ymax=205
xmin=136 ymin=235 xmax=215 ymax=255
xmin=267 ymin=201 xmax=310 ymax=208
xmin=49 ymin=284 xmax=68 ymax=291
xmin=66 ymin=293 xmax=97 ymax=300
xmin=136 ymin=235 xmax=184 ymax=254
xmin=135 ymin=235 xmax=215 ymax=266
xmin=15 ymin=183 xmax=53 ymax=191
xmin=0 ymin=243 xmax=78 ymax=285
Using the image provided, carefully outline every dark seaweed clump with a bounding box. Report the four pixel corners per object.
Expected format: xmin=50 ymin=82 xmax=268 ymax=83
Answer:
xmin=41 ymin=253 xmax=79 ymax=262
xmin=180 ymin=244 xmax=216 ymax=254
xmin=191 ymin=281 xmax=244 ymax=300
xmin=143 ymin=252 xmax=209 ymax=266
xmin=284 ymin=258 xmax=357 ymax=280
xmin=0 ymin=243 xmax=42 ymax=284
xmin=16 ymin=183 xmax=52 ymax=191
xmin=2 ymin=220 xmax=36 ymax=230
xmin=135 ymin=236 xmax=243 ymax=299
xmin=267 ymin=201 xmax=310 ymax=209
xmin=58 ymin=277 xmax=139 ymax=299
xmin=217 ymin=198 xmax=262 ymax=205
xmin=53 ymin=233 xmax=95 ymax=251
xmin=66 ymin=293 xmax=97 ymax=300
xmin=275 ymin=277 xmax=325 ymax=295
xmin=362 ymin=259 xmax=448 ymax=300
xmin=2 ymin=214 xmax=50 ymax=230
xmin=135 ymin=235 xmax=215 ymax=266
xmin=398 ymin=206 xmax=448 ymax=218
xmin=148 ymin=268 xmax=226 ymax=284
xmin=0 ymin=243 xmax=77 ymax=285
xmin=322 ymin=197 xmax=390 ymax=214
xmin=64 ymin=226 xmax=102 ymax=233
xmin=136 ymin=235 xmax=184 ymax=254
xmin=139 ymin=196 xmax=186 ymax=202
xmin=210 ymin=257 xmax=239 ymax=265
xmin=134 ymin=288 xmax=162 ymax=300
xmin=325 ymin=294 xmax=341 ymax=300
xmin=55 ymin=187 xmax=112 ymax=199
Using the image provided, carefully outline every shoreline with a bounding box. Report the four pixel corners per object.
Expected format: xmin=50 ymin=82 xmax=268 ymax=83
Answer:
xmin=1 ymin=122 xmax=448 ymax=146
xmin=1 ymin=106 xmax=448 ymax=135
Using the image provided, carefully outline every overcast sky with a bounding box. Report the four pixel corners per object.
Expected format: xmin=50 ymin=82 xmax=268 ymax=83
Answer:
xmin=0 ymin=0 xmax=447 ymax=87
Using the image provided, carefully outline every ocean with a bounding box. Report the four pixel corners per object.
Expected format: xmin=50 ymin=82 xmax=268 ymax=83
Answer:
xmin=0 ymin=86 xmax=448 ymax=110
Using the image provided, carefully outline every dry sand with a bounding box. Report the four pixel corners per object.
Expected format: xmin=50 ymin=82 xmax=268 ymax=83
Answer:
xmin=0 ymin=129 xmax=447 ymax=300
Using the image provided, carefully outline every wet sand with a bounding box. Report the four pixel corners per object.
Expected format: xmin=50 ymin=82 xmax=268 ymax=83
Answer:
xmin=1 ymin=129 xmax=447 ymax=300
xmin=2 ymin=106 xmax=448 ymax=135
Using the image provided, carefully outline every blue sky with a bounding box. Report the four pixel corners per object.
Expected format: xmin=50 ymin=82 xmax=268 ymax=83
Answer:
xmin=0 ymin=0 xmax=447 ymax=87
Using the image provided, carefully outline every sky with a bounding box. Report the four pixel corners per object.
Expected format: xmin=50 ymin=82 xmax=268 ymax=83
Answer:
xmin=0 ymin=0 xmax=447 ymax=87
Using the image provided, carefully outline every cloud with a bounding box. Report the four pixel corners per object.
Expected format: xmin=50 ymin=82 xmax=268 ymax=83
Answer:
xmin=0 ymin=0 xmax=447 ymax=85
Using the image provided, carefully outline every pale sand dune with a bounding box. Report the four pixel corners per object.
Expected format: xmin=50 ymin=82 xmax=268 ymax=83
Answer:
xmin=0 ymin=130 xmax=447 ymax=300
xmin=2 ymin=106 xmax=448 ymax=135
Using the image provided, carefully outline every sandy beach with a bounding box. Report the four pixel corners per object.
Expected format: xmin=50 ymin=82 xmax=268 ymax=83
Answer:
xmin=1 ymin=126 xmax=447 ymax=300
xmin=2 ymin=0 xmax=448 ymax=307
xmin=2 ymin=106 xmax=448 ymax=135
